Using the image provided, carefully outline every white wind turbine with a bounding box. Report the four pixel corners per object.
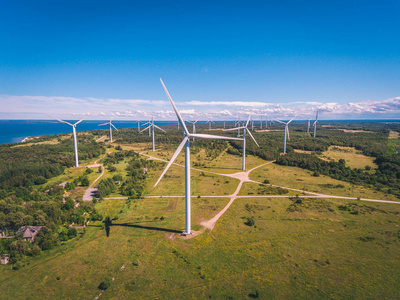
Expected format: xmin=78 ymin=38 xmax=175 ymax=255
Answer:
xmin=140 ymin=114 xmax=166 ymax=151
xmin=98 ymin=119 xmax=118 ymax=143
xmin=307 ymin=118 xmax=311 ymax=133
xmin=155 ymin=78 xmax=243 ymax=235
xmin=206 ymin=119 xmax=215 ymax=130
xmin=313 ymin=111 xmax=319 ymax=137
xmin=49 ymin=115 xmax=90 ymax=167
xmin=274 ymin=116 xmax=296 ymax=155
xmin=224 ymin=115 xmax=259 ymax=170
xmin=187 ymin=120 xmax=198 ymax=141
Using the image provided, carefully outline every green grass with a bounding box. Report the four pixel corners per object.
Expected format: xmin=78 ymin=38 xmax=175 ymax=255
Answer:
xmin=2 ymin=196 xmax=400 ymax=299
xmin=238 ymin=182 xmax=298 ymax=196
xmin=249 ymin=163 xmax=399 ymax=201
xmin=3 ymin=139 xmax=400 ymax=298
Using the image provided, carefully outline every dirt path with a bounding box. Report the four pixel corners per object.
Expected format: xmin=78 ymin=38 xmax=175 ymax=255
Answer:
xmin=83 ymin=159 xmax=105 ymax=201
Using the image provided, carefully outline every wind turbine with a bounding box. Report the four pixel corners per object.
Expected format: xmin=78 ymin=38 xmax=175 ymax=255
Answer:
xmin=313 ymin=111 xmax=319 ymax=137
xmin=155 ymin=79 xmax=243 ymax=235
xmin=206 ymin=119 xmax=215 ymax=130
xmin=187 ymin=120 xmax=198 ymax=141
xmin=274 ymin=116 xmax=296 ymax=155
xmin=98 ymin=119 xmax=118 ymax=143
xmin=307 ymin=119 xmax=311 ymax=133
xmin=224 ymin=115 xmax=259 ymax=170
xmin=136 ymin=121 xmax=141 ymax=132
xmin=259 ymin=116 xmax=263 ymax=129
xmin=140 ymin=114 xmax=166 ymax=151
xmin=49 ymin=115 xmax=89 ymax=167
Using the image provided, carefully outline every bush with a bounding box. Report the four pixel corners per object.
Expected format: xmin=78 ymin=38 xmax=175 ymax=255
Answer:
xmin=263 ymin=179 xmax=270 ymax=184
xmin=34 ymin=176 xmax=47 ymax=185
xmin=85 ymin=168 xmax=94 ymax=174
xmin=81 ymin=176 xmax=90 ymax=186
xmin=67 ymin=228 xmax=77 ymax=239
xmin=98 ymin=277 xmax=112 ymax=290
xmin=244 ymin=217 xmax=255 ymax=226
xmin=13 ymin=261 xmax=23 ymax=270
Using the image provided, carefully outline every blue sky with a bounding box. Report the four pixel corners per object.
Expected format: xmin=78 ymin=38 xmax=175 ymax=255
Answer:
xmin=0 ymin=0 xmax=399 ymax=120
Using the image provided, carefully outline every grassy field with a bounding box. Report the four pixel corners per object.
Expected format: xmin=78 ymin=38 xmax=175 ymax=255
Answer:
xmin=1 ymin=195 xmax=400 ymax=299
xmin=249 ymin=163 xmax=399 ymax=201
xmin=2 ymin=135 xmax=400 ymax=299
xmin=320 ymin=146 xmax=377 ymax=170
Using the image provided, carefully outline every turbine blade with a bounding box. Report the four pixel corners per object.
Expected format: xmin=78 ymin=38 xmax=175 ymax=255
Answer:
xmin=154 ymin=137 xmax=188 ymax=187
xmin=246 ymin=128 xmax=259 ymax=147
xmin=111 ymin=123 xmax=118 ymax=131
xmin=287 ymin=115 xmax=296 ymax=124
xmin=98 ymin=122 xmax=109 ymax=126
xmin=74 ymin=114 xmax=90 ymax=125
xmin=274 ymin=119 xmax=286 ymax=124
xmin=191 ymin=133 xmax=243 ymax=141
xmin=48 ymin=115 xmax=73 ymax=126
xmin=160 ymin=78 xmax=189 ymax=135
xmin=140 ymin=125 xmax=151 ymax=133
xmin=245 ymin=115 xmax=251 ymax=128
xmin=154 ymin=125 xmax=166 ymax=132
xmin=223 ymin=126 xmax=245 ymax=131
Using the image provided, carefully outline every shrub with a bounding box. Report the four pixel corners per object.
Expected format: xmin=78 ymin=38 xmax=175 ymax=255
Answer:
xmin=85 ymin=168 xmax=94 ymax=174
xmin=13 ymin=261 xmax=23 ymax=270
xmin=263 ymin=179 xmax=270 ymax=184
xmin=244 ymin=217 xmax=255 ymax=226
xmin=98 ymin=277 xmax=112 ymax=290
xmin=34 ymin=176 xmax=47 ymax=185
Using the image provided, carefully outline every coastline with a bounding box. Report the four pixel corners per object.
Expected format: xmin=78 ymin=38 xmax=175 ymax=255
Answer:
xmin=20 ymin=136 xmax=39 ymax=143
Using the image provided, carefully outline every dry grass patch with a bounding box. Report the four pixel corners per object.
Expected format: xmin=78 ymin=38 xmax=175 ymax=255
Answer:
xmin=320 ymin=146 xmax=377 ymax=170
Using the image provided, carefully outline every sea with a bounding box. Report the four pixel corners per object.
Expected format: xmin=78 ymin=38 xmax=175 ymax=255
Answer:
xmin=0 ymin=120 xmax=178 ymax=145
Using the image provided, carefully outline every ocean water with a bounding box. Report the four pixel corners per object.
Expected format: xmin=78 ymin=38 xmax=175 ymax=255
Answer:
xmin=1 ymin=119 xmax=398 ymax=145
xmin=0 ymin=120 xmax=178 ymax=145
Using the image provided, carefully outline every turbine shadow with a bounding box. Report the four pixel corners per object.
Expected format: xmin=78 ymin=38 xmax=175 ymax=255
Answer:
xmin=111 ymin=223 xmax=181 ymax=233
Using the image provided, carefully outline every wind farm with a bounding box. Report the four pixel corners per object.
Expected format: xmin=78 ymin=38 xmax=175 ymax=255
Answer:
xmin=1 ymin=1 xmax=400 ymax=299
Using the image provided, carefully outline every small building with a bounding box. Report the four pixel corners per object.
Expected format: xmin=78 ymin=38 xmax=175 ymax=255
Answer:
xmin=17 ymin=226 xmax=42 ymax=243
xmin=1 ymin=254 xmax=10 ymax=265
xmin=114 ymin=181 xmax=121 ymax=185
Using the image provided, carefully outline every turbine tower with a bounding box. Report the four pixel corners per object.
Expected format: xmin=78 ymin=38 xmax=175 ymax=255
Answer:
xmin=224 ymin=115 xmax=259 ymax=170
xmin=313 ymin=111 xmax=319 ymax=137
xmin=140 ymin=114 xmax=166 ymax=151
xmin=49 ymin=115 xmax=89 ymax=167
xmin=274 ymin=116 xmax=296 ymax=155
xmin=155 ymin=78 xmax=243 ymax=235
xmin=307 ymin=119 xmax=311 ymax=133
xmin=99 ymin=119 xmax=118 ymax=143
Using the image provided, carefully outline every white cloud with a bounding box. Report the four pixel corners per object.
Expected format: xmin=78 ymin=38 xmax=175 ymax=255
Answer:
xmin=0 ymin=94 xmax=399 ymax=120
xmin=181 ymin=100 xmax=274 ymax=107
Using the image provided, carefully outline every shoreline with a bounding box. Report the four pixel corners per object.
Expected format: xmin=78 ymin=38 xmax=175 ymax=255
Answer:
xmin=20 ymin=136 xmax=40 ymax=143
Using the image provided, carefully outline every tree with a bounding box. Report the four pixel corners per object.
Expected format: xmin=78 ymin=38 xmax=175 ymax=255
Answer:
xmin=63 ymin=197 xmax=75 ymax=210
xmin=81 ymin=176 xmax=90 ymax=186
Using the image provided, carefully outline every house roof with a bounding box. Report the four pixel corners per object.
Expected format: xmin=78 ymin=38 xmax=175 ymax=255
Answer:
xmin=18 ymin=226 xmax=42 ymax=239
